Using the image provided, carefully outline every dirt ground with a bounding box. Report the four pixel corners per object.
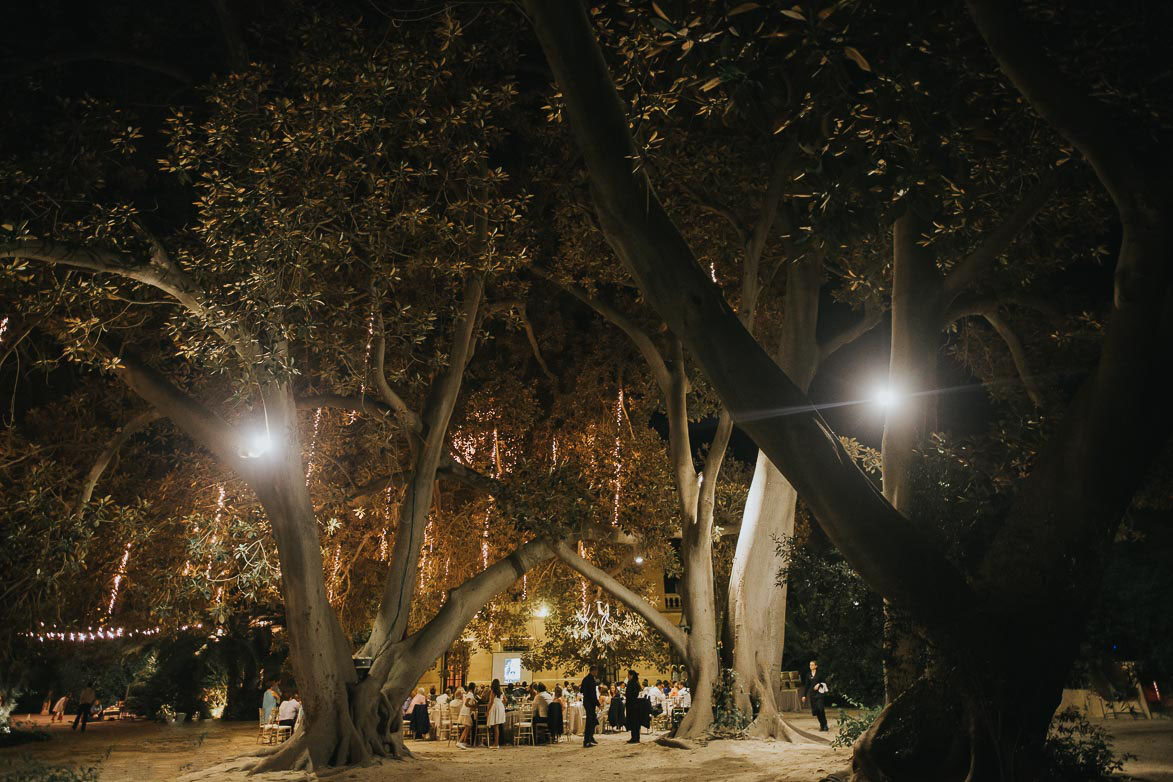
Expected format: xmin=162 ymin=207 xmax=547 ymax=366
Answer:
xmin=2 ymin=712 xmax=1170 ymax=782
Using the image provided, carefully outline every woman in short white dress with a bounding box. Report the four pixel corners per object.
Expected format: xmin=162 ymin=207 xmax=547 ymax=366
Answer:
xmin=457 ymin=684 xmax=477 ymax=748
xmin=487 ymin=679 xmax=505 ymax=748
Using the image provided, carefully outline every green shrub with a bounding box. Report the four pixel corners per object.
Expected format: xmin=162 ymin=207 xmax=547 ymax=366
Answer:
xmin=709 ymin=668 xmax=751 ymax=737
xmin=1038 ymin=707 xmax=1133 ymax=782
xmin=831 ymin=696 xmax=882 ymax=749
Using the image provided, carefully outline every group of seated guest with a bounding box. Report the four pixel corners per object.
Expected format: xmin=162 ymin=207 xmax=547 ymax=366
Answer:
xmin=641 ymin=679 xmax=690 ymax=714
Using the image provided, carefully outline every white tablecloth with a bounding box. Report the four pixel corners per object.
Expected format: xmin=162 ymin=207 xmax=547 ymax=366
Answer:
xmin=563 ymin=702 xmax=585 ymax=735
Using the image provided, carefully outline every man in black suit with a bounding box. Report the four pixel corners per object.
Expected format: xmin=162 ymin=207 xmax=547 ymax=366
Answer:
xmin=580 ymin=664 xmax=600 ymax=747
xmin=801 ymin=658 xmax=829 ymax=732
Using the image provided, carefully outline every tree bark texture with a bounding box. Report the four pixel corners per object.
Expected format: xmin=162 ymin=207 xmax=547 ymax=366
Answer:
xmin=727 ymin=252 xmax=822 ymax=738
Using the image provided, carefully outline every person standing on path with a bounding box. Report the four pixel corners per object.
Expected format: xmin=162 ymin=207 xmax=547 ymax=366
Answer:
xmin=624 ymin=670 xmax=642 ymax=743
xmin=261 ymin=680 xmax=281 ymax=721
xmin=72 ymin=684 xmax=96 ymax=731
xmin=51 ymin=693 xmax=69 ymax=723
xmin=801 ymin=659 xmax=829 ymax=732
xmin=580 ymin=664 xmax=600 ymax=747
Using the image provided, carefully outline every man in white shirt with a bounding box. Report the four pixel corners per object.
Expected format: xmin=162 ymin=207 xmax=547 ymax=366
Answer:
xmin=532 ymin=683 xmax=553 ymax=719
xmin=645 ymin=683 xmax=665 ymax=713
xmin=278 ymin=693 xmax=301 ymax=727
xmin=436 ymin=688 xmax=451 ymax=707
xmin=679 ymin=688 xmax=691 ymax=708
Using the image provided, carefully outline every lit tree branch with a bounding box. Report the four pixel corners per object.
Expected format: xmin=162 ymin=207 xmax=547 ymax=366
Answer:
xmin=941 ymin=167 xmax=1061 ymax=305
xmin=981 ymin=309 xmax=1044 ymax=407
xmin=550 ymin=539 xmax=688 ymax=659
xmin=76 ymin=409 xmax=163 ymax=512
xmin=531 ymin=266 xmax=673 ymax=393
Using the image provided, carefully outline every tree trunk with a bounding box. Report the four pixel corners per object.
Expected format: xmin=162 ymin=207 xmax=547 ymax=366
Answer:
xmin=727 ymin=454 xmax=796 ymax=736
xmin=880 ymin=211 xmax=945 ymax=704
xmin=674 ymin=509 xmax=718 ymax=737
xmin=247 ymin=386 xmax=369 ymax=772
xmin=727 ymin=253 xmax=820 ymax=737
xmin=356 ymin=540 xmax=556 ymax=756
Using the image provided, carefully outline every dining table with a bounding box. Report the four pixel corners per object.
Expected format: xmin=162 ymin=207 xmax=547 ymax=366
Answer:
xmin=562 ymin=701 xmax=584 ymax=735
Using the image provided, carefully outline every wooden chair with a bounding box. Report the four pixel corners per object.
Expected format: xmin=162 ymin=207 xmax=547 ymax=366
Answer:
xmin=446 ymin=703 xmax=463 ymax=745
xmin=514 ymin=705 xmax=535 ymax=746
xmin=256 ymin=707 xmax=280 ymax=744
xmin=273 ymin=707 xmax=300 ymax=743
xmin=475 ymin=704 xmax=489 ymax=747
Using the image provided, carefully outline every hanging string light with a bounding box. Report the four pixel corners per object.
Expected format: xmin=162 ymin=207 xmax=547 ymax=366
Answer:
xmin=578 ymin=541 xmax=588 ymax=611
xmin=611 ymin=386 xmax=624 ymax=527
xmin=0 ymin=316 xmax=9 ymax=345
xmin=25 ymin=623 xmax=204 ymax=644
xmin=420 ymin=518 xmax=433 ymax=591
xmin=483 ymin=427 xmax=501 ymax=569
xmin=379 ymin=486 xmax=393 ymax=561
xmin=327 ymin=543 xmax=342 ymax=602
xmin=304 ymin=407 xmax=323 ymax=481
xmin=205 ymin=485 xmax=226 ymax=581
xmin=106 ymin=544 xmax=132 ymax=614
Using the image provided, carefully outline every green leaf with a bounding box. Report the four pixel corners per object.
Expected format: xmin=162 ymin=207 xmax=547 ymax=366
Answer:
xmin=844 ymin=46 xmax=872 ymax=72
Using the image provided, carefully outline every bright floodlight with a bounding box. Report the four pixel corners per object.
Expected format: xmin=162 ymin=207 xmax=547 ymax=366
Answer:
xmin=873 ymin=386 xmax=900 ymax=410
xmin=242 ymin=427 xmax=275 ymax=459
xmin=634 ymin=555 xmax=644 ymax=565
xmin=533 ymin=604 xmax=550 ymax=618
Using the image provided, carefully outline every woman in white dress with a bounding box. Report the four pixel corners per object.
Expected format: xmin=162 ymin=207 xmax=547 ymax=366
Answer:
xmin=457 ymin=684 xmax=476 ymax=748
xmin=487 ymin=679 xmax=506 ymax=748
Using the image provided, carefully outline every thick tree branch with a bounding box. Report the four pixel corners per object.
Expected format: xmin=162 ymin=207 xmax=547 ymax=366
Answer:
xmin=423 ymin=276 xmax=483 ymax=457
xmin=371 ymin=311 xmax=426 ymax=439
xmin=105 ymin=346 xmax=251 ymax=478
xmin=665 ymin=338 xmax=698 ymax=510
xmin=818 ymin=300 xmax=884 ymax=364
xmin=741 ymin=148 xmax=795 ymax=330
xmin=524 ymin=0 xmax=974 ymax=628
xmin=697 ymin=409 xmax=733 ymax=530
xmin=942 ymin=168 xmax=1060 ymax=305
xmin=346 ymin=459 xmax=500 ymax=506
xmin=531 ymin=266 xmax=672 ymax=393
xmin=296 ymin=393 xmax=394 ymax=421
xmin=0 ymin=237 xmax=248 ymax=354
xmin=981 ymin=310 xmax=1044 ymax=407
xmin=404 ymin=539 xmax=556 ymax=667
xmin=676 ymin=179 xmax=750 ymax=247
xmin=965 ymin=0 xmax=1169 ymax=312
xmin=76 ymin=409 xmax=163 ymax=512
xmin=481 ymin=299 xmax=556 ymax=382
xmin=518 ymin=303 xmax=556 ymax=382
xmin=551 ymin=540 xmax=688 ymax=659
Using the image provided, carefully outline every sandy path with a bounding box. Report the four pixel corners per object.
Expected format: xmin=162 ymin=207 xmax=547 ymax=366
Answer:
xmin=3 ymin=713 xmax=1170 ymax=782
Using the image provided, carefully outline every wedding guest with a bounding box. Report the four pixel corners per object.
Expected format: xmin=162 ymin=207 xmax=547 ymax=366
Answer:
xmin=457 ymin=684 xmax=478 ymax=748
xmin=278 ymin=692 xmax=301 ymax=728
xmin=51 ymin=693 xmax=69 ymax=723
xmin=487 ymin=679 xmax=506 ymax=749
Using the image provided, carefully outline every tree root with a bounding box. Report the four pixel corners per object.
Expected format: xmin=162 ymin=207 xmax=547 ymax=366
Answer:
xmin=775 ymin=716 xmax=831 ymax=745
xmin=654 ymin=736 xmax=694 ymax=750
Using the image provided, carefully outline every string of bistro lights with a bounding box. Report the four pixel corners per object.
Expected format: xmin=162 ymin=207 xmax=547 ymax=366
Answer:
xmin=22 ymin=623 xmax=206 ymax=644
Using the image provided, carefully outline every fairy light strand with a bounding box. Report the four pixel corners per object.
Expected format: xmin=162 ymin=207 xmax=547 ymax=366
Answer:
xmin=611 ymin=386 xmax=624 ymax=526
xmin=106 ymin=544 xmax=132 ymax=614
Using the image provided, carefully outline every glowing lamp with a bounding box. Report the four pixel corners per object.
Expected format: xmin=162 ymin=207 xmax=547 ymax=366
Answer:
xmin=872 ymin=386 xmax=900 ymax=410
